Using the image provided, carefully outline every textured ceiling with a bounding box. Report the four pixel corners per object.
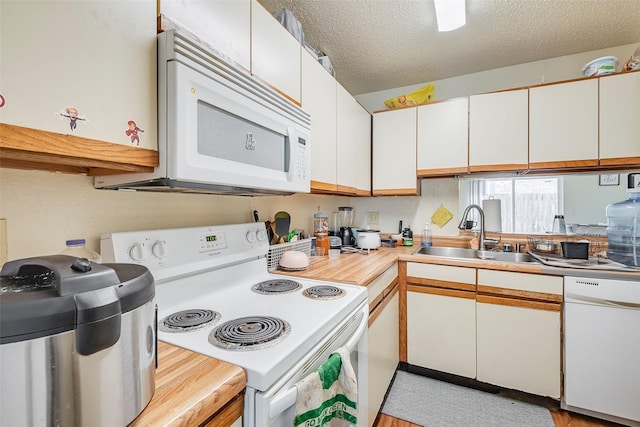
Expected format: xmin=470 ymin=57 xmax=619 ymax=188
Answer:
xmin=257 ymin=0 xmax=640 ymax=95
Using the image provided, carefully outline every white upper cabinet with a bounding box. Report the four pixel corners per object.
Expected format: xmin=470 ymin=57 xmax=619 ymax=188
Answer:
xmin=417 ymin=98 xmax=469 ymax=176
xmin=251 ymin=0 xmax=301 ymax=104
xmin=529 ymin=79 xmax=599 ymax=169
xmin=336 ymin=83 xmax=358 ymax=193
xmin=159 ymin=0 xmax=251 ymax=72
xmin=372 ymin=108 xmax=419 ymax=196
xmin=0 ymin=0 xmax=157 ymax=150
xmin=354 ymin=101 xmax=372 ymax=195
xmin=599 ymin=71 xmax=640 ymax=166
xmin=469 ymin=90 xmax=529 ymax=172
xmin=301 ymin=50 xmax=338 ymax=191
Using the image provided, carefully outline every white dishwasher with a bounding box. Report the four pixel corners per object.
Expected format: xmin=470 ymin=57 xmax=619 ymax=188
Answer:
xmin=563 ymin=275 xmax=640 ymax=427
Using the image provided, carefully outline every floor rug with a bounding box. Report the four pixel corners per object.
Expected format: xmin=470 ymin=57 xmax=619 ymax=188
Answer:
xmin=381 ymin=370 xmax=555 ymax=427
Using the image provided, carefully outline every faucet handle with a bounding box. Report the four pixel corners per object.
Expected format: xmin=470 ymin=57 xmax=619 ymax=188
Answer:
xmin=483 ymin=236 xmax=501 ymax=250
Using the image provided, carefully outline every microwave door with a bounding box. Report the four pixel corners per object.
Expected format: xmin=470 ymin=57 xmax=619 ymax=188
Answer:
xmin=168 ymin=62 xmax=307 ymax=193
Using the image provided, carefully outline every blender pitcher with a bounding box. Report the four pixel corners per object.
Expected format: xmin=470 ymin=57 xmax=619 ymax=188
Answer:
xmin=338 ymin=207 xmax=355 ymax=246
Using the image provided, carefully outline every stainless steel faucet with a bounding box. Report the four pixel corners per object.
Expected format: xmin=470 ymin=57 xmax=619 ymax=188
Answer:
xmin=457 ymin=204 xmax=501 ymax=251
xmin=458 ymin=204 xmax=486 ymax=250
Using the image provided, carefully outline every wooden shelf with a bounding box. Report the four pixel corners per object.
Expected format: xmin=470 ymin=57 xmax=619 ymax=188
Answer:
xmin=0 ymin=123 xmax=159 ymax=176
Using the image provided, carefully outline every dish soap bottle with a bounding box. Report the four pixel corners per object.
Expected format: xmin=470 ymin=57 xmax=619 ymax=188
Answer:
xmin=606 ymin=173 xmax=640 ymax=266
xmin=61 ymin=239 xmax=102 ymax=263
xmin=421 ymin=223 xmax=432 ymax=247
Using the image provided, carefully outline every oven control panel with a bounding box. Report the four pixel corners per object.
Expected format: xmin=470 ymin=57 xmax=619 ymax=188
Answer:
xmin=198 ymin=231 xmax=227 ymax=252
xmin=100 ymin=222 xmax=269 ymax=278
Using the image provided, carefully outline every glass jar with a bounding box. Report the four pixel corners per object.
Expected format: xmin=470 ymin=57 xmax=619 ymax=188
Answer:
xmin=552 ymin=215 xmax=566 ymax=235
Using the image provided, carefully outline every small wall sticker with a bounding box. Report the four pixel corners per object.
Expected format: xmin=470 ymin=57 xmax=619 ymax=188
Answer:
xmin=59 ymin=106 xmax=86 ymax=131
xmin=125 ymin=120 xmax=144 ymax=145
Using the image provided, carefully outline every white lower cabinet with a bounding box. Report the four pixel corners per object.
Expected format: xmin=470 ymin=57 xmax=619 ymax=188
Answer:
xmin=367 ymin=291 xmax=399 ymax=426
xmin=475 ymin=269 xmax=562 ymax=398
xmin=476 ymin=298 xmax=561 ymax=398
xmin=367 ymin=264 xmax=399 ymax=426
xmin=405 ymin=263 xmax=477 ymax=378
xmin=407 ymin=288 xmax=476 ymax=378
xmin=402 ymin=262 xmax=563 ymax=399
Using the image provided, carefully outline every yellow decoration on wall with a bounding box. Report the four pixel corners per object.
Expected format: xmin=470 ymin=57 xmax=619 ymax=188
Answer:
xmin=431 ymin=204 xmax=453 ymax=228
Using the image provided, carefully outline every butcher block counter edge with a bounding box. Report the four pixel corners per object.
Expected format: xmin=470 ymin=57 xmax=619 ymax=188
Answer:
xmin=131 ymin=341 xmax=246 ymax=427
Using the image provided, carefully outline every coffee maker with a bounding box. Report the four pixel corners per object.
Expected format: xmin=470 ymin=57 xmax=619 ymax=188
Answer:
xmin=338 ymin=206 xmax=355 ymax=247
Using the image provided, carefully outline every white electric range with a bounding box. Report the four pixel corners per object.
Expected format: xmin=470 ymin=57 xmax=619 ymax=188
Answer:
xmin=101 ymin=222 xmax=369 ymax=427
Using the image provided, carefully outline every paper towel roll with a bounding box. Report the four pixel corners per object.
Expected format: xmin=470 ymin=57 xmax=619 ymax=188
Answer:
xmin=482 ymin=199 xmax=502 ymax=232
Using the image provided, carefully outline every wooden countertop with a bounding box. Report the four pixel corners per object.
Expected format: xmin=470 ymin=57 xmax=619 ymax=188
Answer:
xmin=131 ymin=341 xmax=246 ymax=427
xmin=273 ymin=246 xmax=415 ymax=285
xmin=274 ymin=244 xmax=554 ymax=285
xmin=275 ymin=244 xmax=639 ymax=283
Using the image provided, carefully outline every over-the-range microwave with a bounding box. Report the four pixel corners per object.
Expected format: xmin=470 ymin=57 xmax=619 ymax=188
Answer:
xmin=95 ymin=30 xmax=311 ymax=195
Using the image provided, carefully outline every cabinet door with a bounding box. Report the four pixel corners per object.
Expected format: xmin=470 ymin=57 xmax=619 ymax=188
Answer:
xmin=417 ymin=98 xmax=469 ymax=176
xmin=301 ymin=50 xmax=337 ymax=192
xmin=0 ymin=1 xmax=157 ymax=149
xmin=469 ymin=90 xmax=529 ymax=172
xmin=372 ymin=108 xmax=418 ymax=195
xmin=476 ymin=299 xmax=561 ymax=398
xmin=529 ymin=79 xmax=598 ymax=169
xmin=368 ymin=292 xmax=399 ymax=426
xmin=407 ymin=288 xmax=476 ymax=378
xmin=337 ymin=83 xmax=358 ymax=194
xmin=251 ymin=0 xmax=301 ymax=103
xmin=599 ymin=72 xmax=640 ymax=166
xmin=354 ymin=102 xmax=372 ymax=195
xmin=158 ymin=0 xmax=251 ymax=71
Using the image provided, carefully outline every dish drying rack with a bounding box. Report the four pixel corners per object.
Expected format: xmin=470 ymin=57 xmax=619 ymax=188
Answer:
xmin=267 ymin=238 xmax=313 ymax=271
xmin=527 ymin=235 xmax=606 ymax=258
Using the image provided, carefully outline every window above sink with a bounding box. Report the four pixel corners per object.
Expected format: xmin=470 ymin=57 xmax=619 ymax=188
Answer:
xmin=459 ymin=171 xmax=638 ymax=235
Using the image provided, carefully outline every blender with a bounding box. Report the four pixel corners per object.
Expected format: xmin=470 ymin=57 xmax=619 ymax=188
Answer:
xmin=338 ymin=206 xmax=355 ymax=247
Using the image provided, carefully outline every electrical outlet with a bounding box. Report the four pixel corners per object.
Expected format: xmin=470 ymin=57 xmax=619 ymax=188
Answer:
xmin=367 ymin=212 xmax=380 ymax=225
xmin=0 ymin=219 xmax=7 ymax=265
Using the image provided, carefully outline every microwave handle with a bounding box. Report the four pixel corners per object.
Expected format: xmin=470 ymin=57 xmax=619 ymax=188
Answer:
xmin=268 ymin=305 xmax=368 ymax=419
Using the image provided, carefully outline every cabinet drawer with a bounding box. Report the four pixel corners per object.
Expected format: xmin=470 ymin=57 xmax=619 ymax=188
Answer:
xmin=477 ymin=269 xmax=562 ymax=300
xmin=368 ymin=264 xmax=398 ymax=305
xmin=407 ymin=262 xmax=476 ymax=290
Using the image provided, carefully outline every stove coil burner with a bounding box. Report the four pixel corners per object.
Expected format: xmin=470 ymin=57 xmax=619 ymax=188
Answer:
xmin=303 ymin=285 xmax=345 ymax=300
xmin=160 ymin=309 xmax=221 ymax=333
xmin=252 ymin=279 xmax=302 ymax=294
xmin=208 ymin=316 xmax=291 ymax=351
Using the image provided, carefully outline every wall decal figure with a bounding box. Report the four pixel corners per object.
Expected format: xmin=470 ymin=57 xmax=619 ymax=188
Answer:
xmin=60 ymin=106 xmax=86 ymax=131
xmin=125 ymin=120 xmax=144 ymax=145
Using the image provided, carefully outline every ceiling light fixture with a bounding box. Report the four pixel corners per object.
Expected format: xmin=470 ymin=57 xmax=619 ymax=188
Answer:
xmin=434 ymin=0 xmax=466 ymax=32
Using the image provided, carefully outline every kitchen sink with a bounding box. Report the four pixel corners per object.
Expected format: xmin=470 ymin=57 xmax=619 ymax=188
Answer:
xmin=413 ymin=246 xmax=537 ymax=263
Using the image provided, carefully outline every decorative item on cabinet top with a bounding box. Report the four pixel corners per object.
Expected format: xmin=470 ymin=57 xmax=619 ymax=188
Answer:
xmin=0 ymin=123 xmax=158 ymax=176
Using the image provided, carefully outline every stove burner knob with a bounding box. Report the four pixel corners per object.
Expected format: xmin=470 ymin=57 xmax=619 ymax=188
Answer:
xmin=151 ymin=240 xmax=167 ymax=258
xmin=256 ymin=229 xmax=268 ymax=242
xmin=246 ymin=230 xmax=257 ymax=243
xmin=129 ymin=242 xmax=145 ymax=261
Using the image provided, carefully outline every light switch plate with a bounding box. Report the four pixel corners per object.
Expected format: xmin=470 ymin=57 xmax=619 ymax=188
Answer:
xmin=0 ymin=219 xmax=6 ymax=265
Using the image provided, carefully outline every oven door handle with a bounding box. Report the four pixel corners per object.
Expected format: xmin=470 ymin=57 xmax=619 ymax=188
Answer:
xmin=345 ymin=305 xmax=368 ymax=352
xmin=268 ymin=305 xmax=368 ymax=420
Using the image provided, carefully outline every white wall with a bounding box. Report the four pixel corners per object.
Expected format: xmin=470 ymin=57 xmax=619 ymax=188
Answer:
xmin=349 ymin=178 xmax=460 ymax=235
xmin=0 ymin=168 xmax=457 ymax=261
xmin=356 ymin=42 xmax=640 ymax=113
xmin=563 ymin=173 xmax=635 ymax=225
